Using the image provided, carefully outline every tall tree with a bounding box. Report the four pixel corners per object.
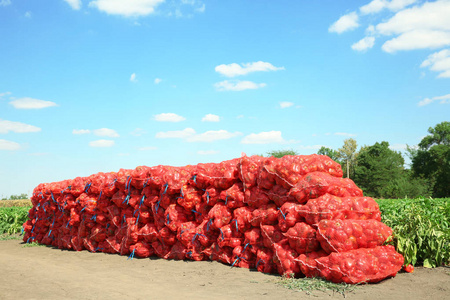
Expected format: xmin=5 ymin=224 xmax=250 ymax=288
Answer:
xmin=267 ymin=149 xmax=299 ymax=158
xmin=353 ymin=141 xmax=405 ymax=198
xmin=337 ymin=138 xmax=358 ymax=178
xmin=317 ymin=146 xmax=341 ymax=163
xmin=410 ymin=121 xmax=450 ymax=197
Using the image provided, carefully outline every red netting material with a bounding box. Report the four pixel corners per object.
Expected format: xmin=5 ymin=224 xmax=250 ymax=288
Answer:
xmin=22 ymin=154 xmax=403 ymax=284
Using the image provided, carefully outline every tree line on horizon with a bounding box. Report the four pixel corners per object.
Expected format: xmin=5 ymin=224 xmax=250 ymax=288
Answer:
xmin=268 ymin=121 xmax=450 ymax=199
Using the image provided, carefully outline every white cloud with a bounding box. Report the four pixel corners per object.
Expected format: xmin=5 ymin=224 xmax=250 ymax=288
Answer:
xmin=64 ymin=0 xmax=82 ymax=10
xmin=352 ymin=36 xmax=376 ymax=51
xmin=215 ymin=61 xmax=285 ymax=77
xmin=89 ymin=139 xmax=115 ymax=147
xmin=421 ymin=49 xmax=450 ymax=78
xmin=418 ymin=94 xmax=450 ymax=106
xmin=130 ymin=128 xmax=146 ymax=136
xmin=130 ymin=73 xmax=137 ymax=82
xmin=9 ymin=97 xmax=58 ymax=109
xmin=156 ymin=128 xmax=195 ymax=139
xmin=381 ymin=30 xmax=450 ymax=53
xmin=93 ymin=128 xmax=120 ymax=138
xmin=24 ymin=11 xmax=32 ymax=18
xmin=389 ymin=143 xmax=407 ymax=150
xmin=329 ymin=12 xmax=360 ymax=34
xmin=0 ymin=139 xmax=20 ymax=151
xmin=0 ymin=120 xmax=41 ymax=134
xmin=154 ymin=78 xmax=162 ymax=84
xmin=0 ymin=0 xmax=11 ymax=7
xmin=154 ymin=113 xmax=186 ymax=122
xmin=241 ymin=131 xmax=286 ymax=144
xmin=360 ymin=0 xmax=417 ymax=15
xmin=376 ymin=1 xmax=450 ymax=36
xmin=138 ymin=146 xmax=157 ymax=151
xmin=89 ymin=0 xmax=165 ymax=17
xmin=201 ymin=114 xmax=220 ymax=122
xmin=279 ymin=101 xmax=294 ymax=108
xmin=72 ymin=129 xmax=91 ymax=135
xmin=334 ymin=132 xmax=357 ymax=137
xmin=196 ymin=4 xmax=205 ymax=13
xmin=197 ymin=150 xmax=219 ymax=155
xmin=187 ymin=130 xmax=242 ymax=142
xmin=214 ymin=80 xmax=266 ymax=92
xmin=0 ymin=91 xmax=11 ymax=98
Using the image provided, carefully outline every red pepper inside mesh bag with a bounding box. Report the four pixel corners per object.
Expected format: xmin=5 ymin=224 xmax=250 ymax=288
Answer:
xmin=217 ymin=223 xmax=243 ymax=248
xmin=273 ymin=240 xmax=300 ymax=277
xmin=130 ymin=241 xmax=154 ymax=258
xmin=297 ymin=245 xmax=404 ymax=284
xmin=232 ymin=243 xmax=255 ymax=269
xmin=260 ymin=224 xmax=284 ymax=248
xmin=250 ymin=204 xmax=279 ymax=227
xmin=255 ymin=247 xmax=275 ymax=274
xmin=244 ymin=186 xmax=271 ymax=208
xmin=208 ymin=203 xmax=232 ymax=229
xmin=316 ymin=219 xmax=393 ymax=254
xmin=195 ymin=159 xmax=240 ymax=190
xmin=278 ymin=202 xmax=303 ymax=232
xmin=283 ymin=222 xmax=319 ymax=254
xmin=178 ymin=185 xmax=201 ymax=211
xmin=238 ymin=155 xmax=266 ymax=190
xmin=220 ymin=183 xmax=245 ymax=209
xmin=298 ymin=194 xmax=381 ymax=225
xmin=164 ymin=204 xmax=191 ymax=232
xmin=233 ymin=206 xmax=254 ymax=232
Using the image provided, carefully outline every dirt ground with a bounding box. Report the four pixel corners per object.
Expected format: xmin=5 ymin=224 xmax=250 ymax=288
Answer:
xmin=1 ymin=239 xmax=449 ymax=300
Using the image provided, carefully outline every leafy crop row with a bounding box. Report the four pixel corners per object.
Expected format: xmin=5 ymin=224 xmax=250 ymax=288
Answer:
xmin=0 ymin=207 xmax=30 ymax=235
xmin=377 ymin=197 xmax=450 ymax=268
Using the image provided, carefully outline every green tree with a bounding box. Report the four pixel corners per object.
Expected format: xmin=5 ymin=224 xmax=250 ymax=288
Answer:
xmin=353 ymin=141 xmax=406 ymax=198
xmin=337 ymin=138 xmax=358 ymax=178
xmin=410 ymin=121 xmax=450 ymax=197
xmin=317 ymin=146 xmax=341 ymax=163
xmin=267 ymin=149 xmax=299 ymax=158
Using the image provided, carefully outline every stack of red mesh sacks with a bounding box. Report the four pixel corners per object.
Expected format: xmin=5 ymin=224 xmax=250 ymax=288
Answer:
xmin=22 ymin=154 xmax=404 ymax=284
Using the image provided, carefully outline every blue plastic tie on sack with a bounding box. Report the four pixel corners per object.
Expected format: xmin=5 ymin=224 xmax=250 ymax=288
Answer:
xmin=192 ymin=233 xmax=198 ymax=242
xmin=166 ymin=214 xmax=170 ymax=224
xmin=219 ymin=228 xmax=224 ymax=240
xmin=256 ymin=259 xmax=263 ymax=269
xmin=155 ymin=200 xmax=160 ymax=213
xmin=143 ymin=178 xmax=149 ymax=189
xmin=278 ymin=208 xmax=286 ymax=220
xmin=66 ymin=221 xmax=70 ymax=228
xmin=84 ymin=182 xmax=91 ymax=193
xmin=135 ymin=215 xmax=140 ymax=225
xmin=206 ymin=191 xmax=210 ymax=204
xmin=180 ymin=188 xmax=184 ymax=197
xmin=139 ymin=195 xmax=145 ymax=207
xmin=80 ymin=206 xmax=86 ymax=212
xmin=191 ymin=175 xmax=197 ymax=184
xmin=122 ymin=194 xmax=130 ymax=205
xmin=91 ymin=215 xmax=97 ymax=221
xmin=163 ymin=183 xmax=168 ymax=194
xmin=206 ymin=219 xmax=212 ymax=232
xmin=127 ymin=248 xmax=136 ymax=260
xmin=243 ymin=243 xmax=251 ymax=252
xmin=225 ymin=193 xmax=229 ymax=205
xmin=98 ymin=191 xmax=103 ymax=201
xmin=233 ymin=219 xmax=239 ymax=232
xmin=231 ymin=257 xmax=241 ymax=267
xmin=192 ymin=209 xmax=201 ymax=215
xmin=51 ymin=192 xmax=56 ymax=203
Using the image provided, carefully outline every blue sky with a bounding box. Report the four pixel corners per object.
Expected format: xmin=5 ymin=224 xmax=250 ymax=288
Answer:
xmin=1 ymin=0 xmax=449 ymax=197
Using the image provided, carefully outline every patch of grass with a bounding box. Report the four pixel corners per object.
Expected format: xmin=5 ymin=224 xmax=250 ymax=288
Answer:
xmin=0 ymin=233 xmax=22 ymax=241
xmin=22 ymin=242 xmax=46 ymax=248
xmin=0 ymin=206 xmax=30 ymax=235
xmin=278 ymin=276 xmax=358 ymax=297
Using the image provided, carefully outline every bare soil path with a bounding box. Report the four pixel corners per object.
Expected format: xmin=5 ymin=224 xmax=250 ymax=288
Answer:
xmin=1 ymin=239 xmax=449 ymax=300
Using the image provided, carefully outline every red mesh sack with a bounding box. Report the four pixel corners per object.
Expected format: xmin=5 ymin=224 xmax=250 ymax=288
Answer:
xmin=238 ymin=155 xmax=266 ymax=190
xmin=244 ymin=187 xmax=271 ymax=208
xmin=297 ymin=245 xmax=404 ymax=284
xmin=298 ymin=194 xmax=381 ymax=225
xmin=208 ymin=203 xmax=232 ymax=229
xmin=316 ymin=219 xmax=393 ymax=253
xmin=233 ymin=206 xmax=254 ymax=232
xmin=220 ymin=183 xmax=245 ymax=209
xmin=277 ymin=202 xmax=303 ymax=232
xmin=217 ymin=223 xmax=243 ymax=248
xmin=131 ymin=241 xmax=154 ymax=258
xmin=260 ymin=224 xmax=284 ymax=248
xmin=283 ymin=222 xmax=319 ymax=254
xmin=255 ymin=247 xmax=275 ymax=274
xmin=273 ymin=240 xmax=300 ymax=277
xmin=250 ymin=204 xmax=279 ymax=227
